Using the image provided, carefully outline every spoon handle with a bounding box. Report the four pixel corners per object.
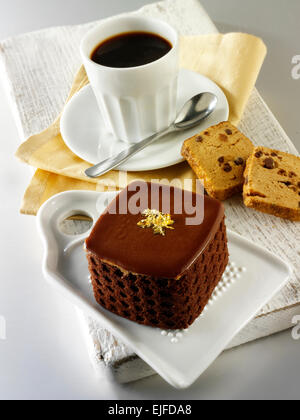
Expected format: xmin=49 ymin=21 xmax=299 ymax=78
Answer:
xmin=85 ymin=125 xmax=174 ymax=178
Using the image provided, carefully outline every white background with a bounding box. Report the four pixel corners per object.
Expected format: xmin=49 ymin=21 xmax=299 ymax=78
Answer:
xmin=0 ymin=0 xmax=299 ymax=400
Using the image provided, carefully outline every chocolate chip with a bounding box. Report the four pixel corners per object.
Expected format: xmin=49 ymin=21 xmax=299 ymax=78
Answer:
xmin=271 ymin=152 xmax=277 ymax=157
xmin=289 ymin=171 xmax=296 ymax=178
xmin=255 ymin=151 xmax=263 ymax=158
xmin=225 ymin=129 xmax=232 ymax=135
xmin=219 ymin=134 xmax=228 ymax=141
xmin=298 ymin=182 xmax=300 ymax=188
xmin=204 ymin=131 xmax=209 ymax=135
xmin=218 ymin=156 xmax=224 ymax=163
xmin=195 ymin=135 xmax=203 ymax=142
xmin=278 ymin=169 xmax=287 ymax=176
xmin=263 ymin=157 xmax=275 ymax=169
xmin=234 ymin=157 xmax=244 ymax=166
xmin=247 ymin=191 xmax=266 ymax=198
xmin=282 ymin=181 xmax=291 ymax=186
xmin=223 ymin=163 xmax=232 ymax=172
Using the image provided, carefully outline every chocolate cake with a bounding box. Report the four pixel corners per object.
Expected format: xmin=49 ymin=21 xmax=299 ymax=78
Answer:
xmin=85 ymin=181 xmax=229 ymax=330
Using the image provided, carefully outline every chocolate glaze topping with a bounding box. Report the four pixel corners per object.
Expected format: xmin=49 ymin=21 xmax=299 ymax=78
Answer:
xmin=85 ymin=182 xmax=224 ymax=278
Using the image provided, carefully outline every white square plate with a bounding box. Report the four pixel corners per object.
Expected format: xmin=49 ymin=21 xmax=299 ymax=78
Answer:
xmin=37 ymin=191 xmax=292 ymax=388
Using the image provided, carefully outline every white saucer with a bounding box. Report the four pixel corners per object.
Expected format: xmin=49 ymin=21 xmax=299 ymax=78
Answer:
xmin=38 ymin=190 xmax=291 ymax=388
xmin=60 ymin=69 xmax=229 ymax=172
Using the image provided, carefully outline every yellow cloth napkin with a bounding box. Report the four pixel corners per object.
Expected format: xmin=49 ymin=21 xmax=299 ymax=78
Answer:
xmin=16 ymin=33 xmax=266 ymax=215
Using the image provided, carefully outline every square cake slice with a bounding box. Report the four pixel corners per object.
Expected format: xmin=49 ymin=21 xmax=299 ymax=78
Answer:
xmin=243 ymin=146 xmax=300 ymax=221
xmin=85 ymin=181 xmax=229 ymax=330
xmin=181 ymin=121 xmax=254 ymax=200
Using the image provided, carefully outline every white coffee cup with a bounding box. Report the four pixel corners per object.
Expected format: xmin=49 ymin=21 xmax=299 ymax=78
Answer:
xmin=80 ymin=16 xmax=179 ymax=144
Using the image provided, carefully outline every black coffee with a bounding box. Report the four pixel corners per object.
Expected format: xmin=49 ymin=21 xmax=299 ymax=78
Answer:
xmin=91 ymin=31 xmax=172 ymax=68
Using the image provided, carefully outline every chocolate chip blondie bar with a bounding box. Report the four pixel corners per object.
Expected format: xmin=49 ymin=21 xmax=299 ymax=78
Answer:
xmin=243 ymin=146 xmax=300 ymax=221
xmin=181 ymin=122 xmax=254 ymax=200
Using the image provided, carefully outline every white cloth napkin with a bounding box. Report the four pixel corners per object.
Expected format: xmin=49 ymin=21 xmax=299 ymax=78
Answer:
xmin=1 ymin=0 xmax=299 ymax=383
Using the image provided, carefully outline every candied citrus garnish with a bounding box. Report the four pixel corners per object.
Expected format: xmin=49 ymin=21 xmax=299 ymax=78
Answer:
xmin=137 ymin=209 xmax=174 ymax=236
